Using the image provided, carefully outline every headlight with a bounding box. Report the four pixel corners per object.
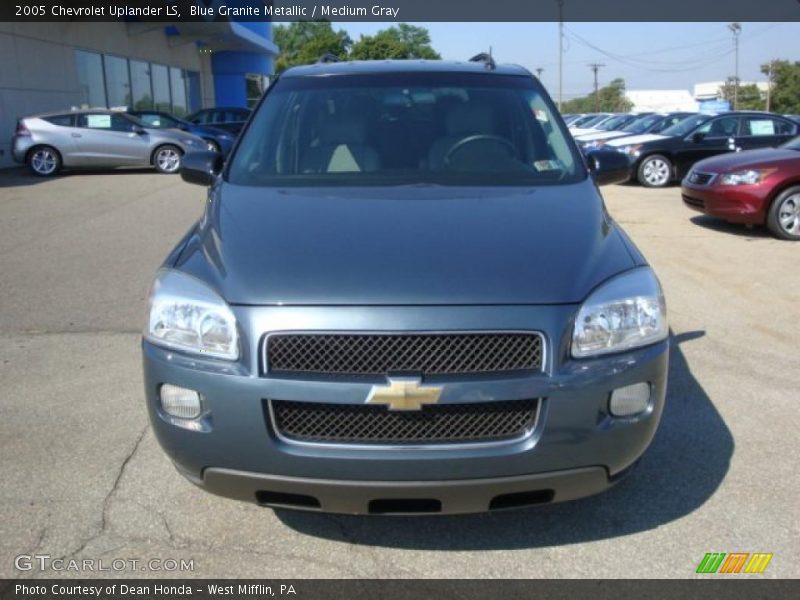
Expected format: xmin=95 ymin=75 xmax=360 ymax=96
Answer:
xmin=572 ymin=268 xmax=667 ymax=358
xmin=616 ymin=144 xmax=642 ymax=157
xmin=581 ymin=140 xmax=604 ymax=150
xmin=719 ymin=168 xmax=775 ymax=186
xmin=145 ymin=269 xmax=239 ymax=360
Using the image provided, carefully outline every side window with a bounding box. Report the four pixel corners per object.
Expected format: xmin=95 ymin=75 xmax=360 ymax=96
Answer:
xmin=78 ymin=114 xmax=134 ymax=132
xmin=191 ymin=110 xmax=209 ymax=124
xmin=696 ymin=116 xmax=740 ymax=138
xmin=138 ymin=114 xmax=162 ymax=127
xmin=742 ymin=117 xmax=795 ymax=137
xmin=43 ymin=115 xmax=74 ymax=127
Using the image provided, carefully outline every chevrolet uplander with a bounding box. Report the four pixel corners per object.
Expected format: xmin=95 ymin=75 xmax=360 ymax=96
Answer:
xmin=142 ymin=57 xmax=669 ymax=515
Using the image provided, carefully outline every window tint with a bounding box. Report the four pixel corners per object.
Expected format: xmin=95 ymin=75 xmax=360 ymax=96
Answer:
xmin=43 ymin=115 xmax=74 ymax=127
xmin=229 ymin=73 xmax=582 ymax=187
xmin=741 ymin=117 xmax=796 ymax=137
xmin=151 ymin=64 xmax=171 ymax=113
xmin=78 ymin=113 xmax=135 ymax=132
xmin=75 ymin=50 xmax=106 ymax=108
xmin=696 ymin=116 xmax=740 ymax=138
xmin=130 ymin=60 xmax=153 ymax=110
xmin=104 ymin=55 xmax=131 ymax=108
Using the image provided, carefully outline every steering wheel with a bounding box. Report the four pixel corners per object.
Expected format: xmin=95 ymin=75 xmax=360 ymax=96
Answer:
xmin=443 ymin=134 xmax=516 ymax=166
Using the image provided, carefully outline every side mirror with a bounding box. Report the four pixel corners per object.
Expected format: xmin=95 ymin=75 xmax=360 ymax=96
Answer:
xmin=691 ymin=132 xmax=706 ymax=143
xmin=180 ymin=150 xmax=223 ymax=186
xmin=586 ymin=148 xmax=631 ymax=186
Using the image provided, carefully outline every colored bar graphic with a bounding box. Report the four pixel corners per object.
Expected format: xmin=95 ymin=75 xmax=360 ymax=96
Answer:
xmin=696 ymin=552 xmax=772 ymax=574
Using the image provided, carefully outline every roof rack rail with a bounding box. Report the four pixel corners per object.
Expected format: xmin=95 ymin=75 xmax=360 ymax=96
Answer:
xmin=318 ymin=53 xmax=341 ymax=64
xmin=469 ymin=52 xmax=496 ymax=70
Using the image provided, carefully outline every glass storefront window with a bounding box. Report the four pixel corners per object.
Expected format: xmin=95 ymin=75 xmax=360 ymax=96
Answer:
xmin=151 ymin=64 xmax=171 ymax=113
xmin=185 ymin=71 xmax=202 ymax=113
xmin=104 ymin=55 xmax=131 ymax=108
xmin=169 ymin=67 xmax=188 ymax=117
xmin=75 ymin=50 xmax=106 ymax=108
xmin=130 ymin=60 xmax=153 ymax=110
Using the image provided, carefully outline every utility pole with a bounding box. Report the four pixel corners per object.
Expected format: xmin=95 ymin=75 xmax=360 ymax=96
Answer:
xmin=766 ymin=59 xmax=774 ymax=112
xmin=557 ymin=0 xmax=564 ymax=111
xmin=728 ymin=22 xmax=742 ymax=109
xmin=588 ymin=63 xmax=605 ymax=112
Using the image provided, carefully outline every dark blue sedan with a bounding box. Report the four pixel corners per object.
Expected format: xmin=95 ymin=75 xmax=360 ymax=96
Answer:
xmin=127 ymin=110 xmax=236 ymax=155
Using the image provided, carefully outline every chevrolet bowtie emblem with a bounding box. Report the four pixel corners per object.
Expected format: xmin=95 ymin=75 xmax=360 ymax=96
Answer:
xmin=366 ymin=377 xmax=443 ymax=411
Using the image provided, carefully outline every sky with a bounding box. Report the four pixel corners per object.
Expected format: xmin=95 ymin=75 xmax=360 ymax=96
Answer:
xmin=338 ymin=22 xmax=800 ymax=98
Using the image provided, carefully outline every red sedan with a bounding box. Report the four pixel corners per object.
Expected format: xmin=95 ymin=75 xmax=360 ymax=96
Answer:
xmin=682 ymin=136 xmax=800 ymax=240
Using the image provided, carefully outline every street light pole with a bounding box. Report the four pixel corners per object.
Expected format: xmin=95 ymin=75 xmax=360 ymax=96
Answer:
xmin=728 ymin=22 xmax=742 ymax=110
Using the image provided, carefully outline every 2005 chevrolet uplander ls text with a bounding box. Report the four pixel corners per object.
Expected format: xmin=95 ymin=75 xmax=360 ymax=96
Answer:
xmin=142 ymin=58 xmax=669 ymax=515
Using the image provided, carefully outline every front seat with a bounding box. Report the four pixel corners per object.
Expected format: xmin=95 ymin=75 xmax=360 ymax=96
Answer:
xmin=427 ymin=105 xmax=496 ymax=170
xmin=301 ymin=116 xmax=380 ymax=173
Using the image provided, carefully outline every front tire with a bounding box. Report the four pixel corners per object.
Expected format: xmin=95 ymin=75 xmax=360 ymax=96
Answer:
xmin=637 ymin=154 xmax=672 ymax=188
xmin=27 ymin=146 xmax=61 ymax=177
xmin=767 ymin=186 xmax=800 ymax=241
xmin=153 ymin=145 xmax=183 ymax=174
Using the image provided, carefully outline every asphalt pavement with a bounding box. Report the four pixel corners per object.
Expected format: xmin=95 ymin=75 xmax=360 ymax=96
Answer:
xmin=0 ymin=168 xmax=797 ymax=578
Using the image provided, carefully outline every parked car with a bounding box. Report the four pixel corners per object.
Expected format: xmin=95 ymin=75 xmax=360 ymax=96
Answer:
xmin=576 ymin=112 xmax=696 ymax=149
xmin=569 ymin=113 xmax=614 ymax=136
xmin=142 ymin=58 xmax=668 ymax=515
xmin=185 ymin=107 xmax=251 ymax=135
xmin=12 ymin=110 xmax=211 ymax=176
xmin=566 ymin=113 xmax=599 ymax=129
xmin=682 ymin=136 xmax=800 ymax=240
xmin=127 ymin=110 xmax=236 ymax=155
xmin=605 ymin=112 xmax=799 ymax=187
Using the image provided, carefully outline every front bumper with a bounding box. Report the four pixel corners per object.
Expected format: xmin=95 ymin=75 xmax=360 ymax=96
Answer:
xmin=682 ymin=181 xmax=770 ymax=224
xmin=143 ymin=304 xmax=668 ymax=514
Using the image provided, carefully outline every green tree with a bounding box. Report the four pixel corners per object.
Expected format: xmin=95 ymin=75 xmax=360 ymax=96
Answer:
xmin=350 ymin=24 xmax=440 ymax=61
xmin=561 ymin=78 xmax=632 ymax=113
xmin=719 ymin=77 xmax=764 ymax=111
xmin=761 ymin=60 xmax=800 ymax=114
xmin=273 ymin=22 xmax=351 ymax=73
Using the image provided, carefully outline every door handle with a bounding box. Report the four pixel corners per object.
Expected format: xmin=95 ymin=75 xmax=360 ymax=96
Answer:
xmin=71 ymin=133 xmax=82 ymax=138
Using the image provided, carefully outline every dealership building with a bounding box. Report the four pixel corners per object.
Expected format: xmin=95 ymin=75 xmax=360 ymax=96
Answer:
xmin=0 ymin=19 xmax=278 ymax=168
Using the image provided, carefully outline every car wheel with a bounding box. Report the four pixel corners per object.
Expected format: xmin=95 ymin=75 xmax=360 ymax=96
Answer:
xmin=767 ymin=186 xmax=800 ymax=241
xmin=27 ymin=146 xmax=61 ymax=177
xmin=637 ymin=155 xmax=672 ymax=188
xmin=153 ymin=145 xmax=183 ymax=174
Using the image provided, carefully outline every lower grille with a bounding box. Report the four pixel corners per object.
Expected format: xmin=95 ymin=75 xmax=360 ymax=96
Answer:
xmin=682 ymin=194 xmax=705 ymax=209
xmin=268 ymin=399 xmax=539 ymax=446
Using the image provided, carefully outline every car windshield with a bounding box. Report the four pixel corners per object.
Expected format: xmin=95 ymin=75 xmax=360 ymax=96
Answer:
xmin=570 ymin=115 xmax=596 ymax=127
xmin=782 ymin=135 xmax=800 ymax=150
xmin=577 ymin=114 xmax=610 ymax=128
xmin=621 ymin=114 xmax=663 ymax=134
xmin=228 ymin=72 xmax=583 ymax=187
xmin=136 ymin=113 xmax=182 ymax=128
xmin=661 ymin=114 xmax=713 ymax=137
xmin=597 ymin=115 xmax=631 ymax=131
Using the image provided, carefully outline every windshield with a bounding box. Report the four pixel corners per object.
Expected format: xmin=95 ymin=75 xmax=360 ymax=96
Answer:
xmin=661 ymin=114 xmax=713 ymax=137
xmin=228 ymin=72 xmax=583 ymax=187
xmin=782 ymin=135 xmax=800 ymax=150
xmin=570 ymin=114 xmax=596 ymax=127
xmin=576 ymin=114 xmax=610 ymax=129
xmin=135 ymin=113 xmax=182 ymax=129
xmin=597 ymin=115 xmax=632 ymax=131
xmin=621 ymin=114 xmax=663 ymax=134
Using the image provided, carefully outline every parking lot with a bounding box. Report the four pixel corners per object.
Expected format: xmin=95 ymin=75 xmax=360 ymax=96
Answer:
xmin=0 ymin=169 xmax=797 ymax=579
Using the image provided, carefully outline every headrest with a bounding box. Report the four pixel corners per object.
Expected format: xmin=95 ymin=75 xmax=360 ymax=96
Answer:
xmin=446 ymin=105 xmax=495 ymax=135
xmin=319 ymin=116 xmax=367 ymax=145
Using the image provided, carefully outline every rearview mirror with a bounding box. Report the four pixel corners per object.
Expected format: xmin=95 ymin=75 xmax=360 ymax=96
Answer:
xmin=181 ymin=150 xmax=224 ymax=186
xmin=585 ymin=149 xmax=631 ymax=186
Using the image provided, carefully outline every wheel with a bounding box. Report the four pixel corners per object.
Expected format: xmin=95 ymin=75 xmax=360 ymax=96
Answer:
xmin=27 ymin=146 xmax=61 ymax=177
xmin=637 ymin=154 xmax=672 ymax=188
xmin=153 ymin=145 xmax=183 ymax=174
xmin=767 ymin=186 xmax=800 ymax=241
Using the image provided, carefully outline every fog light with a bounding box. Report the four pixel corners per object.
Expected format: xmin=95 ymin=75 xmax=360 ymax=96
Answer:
xmin=159 ymin=384 xmax=202 ymax=419
xmin=609 ymin=382 xmax=651 ymax=417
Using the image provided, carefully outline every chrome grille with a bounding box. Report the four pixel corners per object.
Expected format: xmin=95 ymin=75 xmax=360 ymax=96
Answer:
xmin=269 ymin=399 xmax=539 ymax=445
xmin=265 ymin=332 xmax=543 ymax=377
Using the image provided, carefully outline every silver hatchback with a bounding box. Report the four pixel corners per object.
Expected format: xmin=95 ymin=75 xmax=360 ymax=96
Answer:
xmin=12 ymin=110 xmax=212 ymax=176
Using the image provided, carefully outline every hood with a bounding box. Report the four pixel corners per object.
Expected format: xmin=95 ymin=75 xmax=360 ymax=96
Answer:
xmin=605 ymin=133 xmax=669 ymax=147
xmin=174 ymin=180 xmax=637 ymax=306
xmin=190 ymin=124 xmax=232 ymax=139
xmin=694 ymin=147 xmax=800 ymax=173
xmin=577 ymin=131 xmax=629 ymax=143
